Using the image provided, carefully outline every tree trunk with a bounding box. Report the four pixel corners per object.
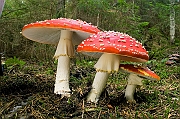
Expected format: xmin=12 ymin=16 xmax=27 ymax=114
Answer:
xmin=0 ymin=54 xmax=3 ymax=76
xmin=0 ymin=0 xmax=5 ymax=17
xmin=170 ymin=0 xmax=175 ymax=43
xmin=56 ymin=0 xmax=66 ymax=18
xmin=96 ymin=13 xmax=100 ymax=27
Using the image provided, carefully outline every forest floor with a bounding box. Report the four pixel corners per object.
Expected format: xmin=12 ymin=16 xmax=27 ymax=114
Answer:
xmin=0 ymin=45 xmax=180 ymax=119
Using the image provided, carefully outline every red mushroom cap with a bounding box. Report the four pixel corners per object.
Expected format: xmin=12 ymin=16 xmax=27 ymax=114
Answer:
xmin=119 ymin=64 xmax=160 ymax=81
xmin=77 ymin=31 xmax=149 ymax=63
xmin=22 ymin=18 xmax=100 ymax=45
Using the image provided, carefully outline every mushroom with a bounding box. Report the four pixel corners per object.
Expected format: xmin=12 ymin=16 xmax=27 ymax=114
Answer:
xmin=169 ymin=54 xmax=180 ymax=58
xmin=21 ymin=18 xmax=100 ymax=97
xmin=166 ymin=60 xmax=175 ymax=65
xmin=77 ymin=31 xmax=149 ymax=103
xmin=119 ymin=64 xmax=160 ymax=102
xmin=169 ymin=57 xmax=179 ymax=61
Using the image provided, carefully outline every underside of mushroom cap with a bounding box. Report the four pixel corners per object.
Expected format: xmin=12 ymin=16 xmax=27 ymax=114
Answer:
xmin=22 ymin=18 xmax=100 ymax=45
xmin=119 ymin=64 xmax=160 ymax=81
xmin=94 ymin=53 xmax=121 ymax=73
xmin=77 ymin=31 xmax=149 ymax=63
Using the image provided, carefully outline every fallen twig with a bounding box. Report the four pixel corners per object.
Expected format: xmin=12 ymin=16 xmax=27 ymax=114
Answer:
xmin=0 ymin=100 xmax=15 ymax=114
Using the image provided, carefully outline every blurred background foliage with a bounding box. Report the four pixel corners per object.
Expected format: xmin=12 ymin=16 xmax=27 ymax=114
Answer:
xmin=0 ymin=0 xmax=180 ymax=62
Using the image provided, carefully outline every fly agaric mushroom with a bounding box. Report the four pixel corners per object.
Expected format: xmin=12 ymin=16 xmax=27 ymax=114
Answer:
xmin=21 ymin=18 xmax=100 ymax=97
xmin=77 ymin=31 xmax=149 ymax=103
xmin=119 ymin=64 xmax=160 ymax=102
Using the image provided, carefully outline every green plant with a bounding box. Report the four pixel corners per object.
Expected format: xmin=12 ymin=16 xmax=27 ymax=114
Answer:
xmin=5 ymin=56 xmax=26 ymax=69
xmin=46 ymin=68 xmax=54 ymax=75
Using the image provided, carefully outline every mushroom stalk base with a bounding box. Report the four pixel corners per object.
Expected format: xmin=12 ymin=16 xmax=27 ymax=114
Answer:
xmin=54 ymin=56 xmax=71 ymax=97
xmin=87 ymin=71 xmax=109 ymax=103
xmin=125 ymin=73 xmax=143 ymax=102
xmin=125 ymin=84 xmax=137 ymax=102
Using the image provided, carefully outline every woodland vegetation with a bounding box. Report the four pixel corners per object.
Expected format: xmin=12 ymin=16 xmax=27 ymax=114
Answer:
xmin=0 ymin=0 xmax=180 ymax=118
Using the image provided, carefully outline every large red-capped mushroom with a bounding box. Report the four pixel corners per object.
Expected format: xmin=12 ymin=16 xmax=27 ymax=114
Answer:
xmin=77 ymin=31 xmax=149 ymax=103
xmin=119 ymin=64 xmax=160 ymax=102
xmin=22 ymin=18 xmax=100 ymax=97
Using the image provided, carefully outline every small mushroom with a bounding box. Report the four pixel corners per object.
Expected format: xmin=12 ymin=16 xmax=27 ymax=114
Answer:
xmin=170 ymin=54 xmax=180 ymax=58
xmin=119 ymin=64 xmax=160 ymax=102
xmin=169 ymin=57 xmax=179 ymax=61
xmin=77 ymin=31 xmax=149 ymax=103
xmin=22 ymin=18 xmax=100 ymax=97
xmin=166 ymin=60 xmax=175 ymax=65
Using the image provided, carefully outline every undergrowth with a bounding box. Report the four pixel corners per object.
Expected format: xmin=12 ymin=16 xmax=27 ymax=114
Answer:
xmin=0 ymin=44 xmax=179 ymax=119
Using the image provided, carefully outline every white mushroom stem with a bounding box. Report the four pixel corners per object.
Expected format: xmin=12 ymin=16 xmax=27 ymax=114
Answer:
xmin=54 ymin=56 xmax=71 ymax=96
xmin=87 ymin=53 xmax=121 ymax=103
xmin=54 ymin=30 xmax=74 ymax=97
xmin=125 ymin=73 xmax=143 ymax=102
xmin=87 ymin=72 xmax=109 ymax=103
